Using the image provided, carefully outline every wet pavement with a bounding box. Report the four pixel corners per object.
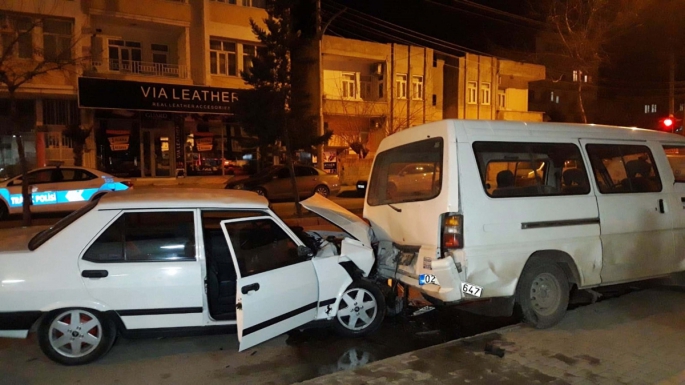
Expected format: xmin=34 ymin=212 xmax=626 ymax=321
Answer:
xmin=0 ymin=282 xmax=652 ymax=385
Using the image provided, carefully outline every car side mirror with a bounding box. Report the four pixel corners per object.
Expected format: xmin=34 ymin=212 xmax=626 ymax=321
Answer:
xmin=297 ymin=245 xmax=314 ymax=258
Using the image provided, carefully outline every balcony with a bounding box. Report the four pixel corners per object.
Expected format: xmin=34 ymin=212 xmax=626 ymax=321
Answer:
xmin=92 ymin=59 xmax=188 ymax=79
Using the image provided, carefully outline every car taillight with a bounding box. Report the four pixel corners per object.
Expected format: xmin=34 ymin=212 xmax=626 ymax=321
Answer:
xmin=441 ymin=213 xmax=463 ymax=253
xmin=122 ymin=181 xmax=133 ymax=188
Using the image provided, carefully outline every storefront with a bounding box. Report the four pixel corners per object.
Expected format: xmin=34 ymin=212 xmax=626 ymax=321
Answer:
xmin=78 ymin=77 xmax=248 ymax=177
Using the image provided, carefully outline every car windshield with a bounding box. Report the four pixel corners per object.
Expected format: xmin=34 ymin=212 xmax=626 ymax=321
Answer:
xmin=28 ymin=199 xmax=99 ymax=251
xmin=252 ymin=167 xmax=277 ymax=178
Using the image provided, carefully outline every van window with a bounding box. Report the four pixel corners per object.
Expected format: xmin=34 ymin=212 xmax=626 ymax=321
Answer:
xmin=473 ymin=142 xmax=590 ymax=198
xmin=367 ymin=138 xmax=443 ymax=206
xmin=586 ymin=144 xmax=662 ymax=193
xmin=663 ymin=145 xmax=685 ymax=183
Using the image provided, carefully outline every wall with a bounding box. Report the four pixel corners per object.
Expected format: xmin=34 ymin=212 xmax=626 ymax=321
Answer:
xmin=339 ymin=157 xmax=373 ymax=185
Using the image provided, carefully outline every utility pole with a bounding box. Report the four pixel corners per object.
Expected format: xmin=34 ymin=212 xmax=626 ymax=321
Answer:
xmin=316 ymin=0 xmax=324 ymax=170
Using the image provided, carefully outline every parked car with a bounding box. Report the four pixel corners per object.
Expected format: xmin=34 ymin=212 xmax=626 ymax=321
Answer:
xmin=225 ymin=165 xmax=341 ymax=199
xmin=0 ymin=189 xmax=384 ymax=365
xmin=0 ymin=166 xmax=131 ymax=220
xmin=365 ymin=119 xmax=685 ymax=329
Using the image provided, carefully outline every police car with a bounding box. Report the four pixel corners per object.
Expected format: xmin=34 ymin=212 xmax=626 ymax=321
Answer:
xmin=0 ymin=166 xmax=131 ymax=219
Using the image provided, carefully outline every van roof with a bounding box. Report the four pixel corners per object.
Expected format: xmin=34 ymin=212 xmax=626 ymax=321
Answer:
xmin=377 ymin=120 xmax=685 ymax=152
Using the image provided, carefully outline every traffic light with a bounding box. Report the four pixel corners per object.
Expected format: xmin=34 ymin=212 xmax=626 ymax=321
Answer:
xmin=659 ymin=116 xmax=682 ymax=132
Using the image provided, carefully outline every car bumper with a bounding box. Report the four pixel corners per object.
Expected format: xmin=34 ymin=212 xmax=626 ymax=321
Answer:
xmin=0 ymin=311 xmax=41 ymax=338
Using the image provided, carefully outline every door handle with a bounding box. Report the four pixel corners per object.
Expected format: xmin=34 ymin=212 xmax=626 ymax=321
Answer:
xmin=236 ymin=302 xmax=242 ymax=310
xmin=82 ymin=270 xmax=108 ymax=278
xmin=659 ymin=199 xmax=665 ymax=214
xmin=241 ymin=283 xmax=260 ymax=294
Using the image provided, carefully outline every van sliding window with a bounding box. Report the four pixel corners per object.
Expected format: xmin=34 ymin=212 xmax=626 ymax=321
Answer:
xmin=586 ymin=144 xmax=662 ymax=194
xmin=473 ymin=142 xmax=590 ymax=198
xmin=663 ymin=145 xmax=685 ymax=183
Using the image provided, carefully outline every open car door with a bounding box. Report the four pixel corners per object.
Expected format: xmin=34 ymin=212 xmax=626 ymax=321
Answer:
xmin=220 ymin=216 xmax=319 ymax=351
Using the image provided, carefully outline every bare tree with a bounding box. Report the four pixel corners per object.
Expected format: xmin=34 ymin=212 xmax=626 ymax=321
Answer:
xmin=0 ymin=4 xmax=86 ymax=225
xmin=533 ymin=0 xmax=652 ymax=122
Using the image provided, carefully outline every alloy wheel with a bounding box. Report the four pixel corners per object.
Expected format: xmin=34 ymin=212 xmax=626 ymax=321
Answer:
xmin=336 ymin=287 xmax=378 ymax=331
xmin=48 ymin=310 xmax=103 ymax=358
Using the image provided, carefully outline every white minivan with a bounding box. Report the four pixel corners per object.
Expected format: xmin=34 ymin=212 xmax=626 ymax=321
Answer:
xmin=364 ymin=119 xmax=685 ymax=328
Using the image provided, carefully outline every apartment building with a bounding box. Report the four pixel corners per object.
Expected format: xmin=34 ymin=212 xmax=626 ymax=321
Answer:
xmin=322 ymin=35 xmax=443 ymax=165
xmin=0 ymin=0 xmax=266 ymax=178
xmin=443 ymin=53 xmax=546 ymax=122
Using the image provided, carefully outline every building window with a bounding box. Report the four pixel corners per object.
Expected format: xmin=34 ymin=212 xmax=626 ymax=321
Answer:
xmin=0 ymin=14 xmax=34 ymax=59
xmin=210 ymin=39 xmax=237 ymax=76
xmin=481 ymin=82 xmax=491 ymax=105
xmin=467 ymin=81 xmax=477 ymax=104
xmin=378 ymin=76 xmax=384 ymax=99
xmin=432 ymin=94 xmax=437 ymax=106
xmin=43 ymin=18 xmax=72 ymax=60
xmin=396 ymin=74 xmax=407 ymax=99
xmin=212 ymin=0 xmax=237 ymax=4
xmin=573 ymin=70 xmax=579 ymax=82
xmin=412 ymin=75 xmax=424 ymax=100
xmin=651 ymin=104 xmax=657 ymax=113
xmin=432 ymin=53 xmax=437 ymax=67
xmin=151 ymin=44 xmax=168 ymax=64
xmin=497 ymin=90 xmax=506 ymax=109
xmin=242 ymin=0 xmax=266 ymax=8
xmin=108 ymin=40 xmax=141 ymax=72
xmin=556 ymin=96 xmax=560 ymax=104
xmin=342 ymin=73 xmax=357 ymax=99
xmin=360 ymin=75 xmax=373 ymax=100
xmin=550 ymin=91 xmax=555 ymax=102
xmin=680 ymin=103 xmax=684 ymax=112
xmin=242 ymin=44 xmax=256 ymax=74
xmin=644 ymin=105 xmax=650 ymax=114
xmin=43 ymin=99 xmax=79 ymax=125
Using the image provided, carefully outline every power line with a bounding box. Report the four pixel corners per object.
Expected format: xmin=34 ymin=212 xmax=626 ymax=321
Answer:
xmin=448 ymin=0 xmax=543 ymax=26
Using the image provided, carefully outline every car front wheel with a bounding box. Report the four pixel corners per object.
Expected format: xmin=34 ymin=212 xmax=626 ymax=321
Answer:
xmin=314 ymin=184 xmax=330 ymax=197
xmin=38 ymin=308 xmax=116 ymax=365
xmin=332 ymin=280 xmax=385 ymax=337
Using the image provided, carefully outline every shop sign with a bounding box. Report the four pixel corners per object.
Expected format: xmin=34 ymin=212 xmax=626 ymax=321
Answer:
xmin=196 ymin=137 xmax=214 ymax=152
xmin=78 ymin=77 xmax=240 ymax=114
xmin=323 ymin=151 xmax=337 ymax=173
xmin=108 ymin=135 xmax=129 ymax=151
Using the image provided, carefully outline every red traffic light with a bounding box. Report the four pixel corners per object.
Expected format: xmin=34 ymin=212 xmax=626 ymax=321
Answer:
xmin=664 ymin=118 xmax=674 ymax=127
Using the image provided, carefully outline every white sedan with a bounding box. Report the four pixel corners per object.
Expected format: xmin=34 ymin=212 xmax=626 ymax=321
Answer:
xmin=0 ymin=166 xmax=131 ymax=219
xmin=0 ymin=189 xmax=384 ymax=365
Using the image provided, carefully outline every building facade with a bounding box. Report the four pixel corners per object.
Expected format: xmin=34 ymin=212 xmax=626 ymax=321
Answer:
xmin=443 ymin=53 xmax=546 ymax=122
xmin=0 ymin=0 xmax=548 ymax=180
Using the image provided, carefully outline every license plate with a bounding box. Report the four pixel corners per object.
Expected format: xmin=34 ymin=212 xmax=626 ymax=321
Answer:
xmin=461 ymin=282 xmax=483 ymax=297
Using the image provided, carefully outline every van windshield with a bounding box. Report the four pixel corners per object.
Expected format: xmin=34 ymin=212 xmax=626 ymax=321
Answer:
xmin=367 ymin=138 xmax=443 ymax=206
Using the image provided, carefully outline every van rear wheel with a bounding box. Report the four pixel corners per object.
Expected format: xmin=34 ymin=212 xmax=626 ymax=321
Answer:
xmin=517 ymin=262 xmax=569 ymax=329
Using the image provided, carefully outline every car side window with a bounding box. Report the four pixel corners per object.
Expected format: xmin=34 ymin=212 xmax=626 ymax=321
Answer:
xmin=83 ymin=211 xmax=196 ymax=263
xmin=222 ymin=218 xmax=300 ymax=278
xmin=663 ymin=145 xmax=685 ymax=183
xmin=586 ymin=144 xmax=662 ymax=194
xmin=275 ymin=168 xmax=291 ymax=179
xmin=294 ymin=166 xmax=315 ymax=177
xmin=24 ymin=170 xmax=53 ymax=185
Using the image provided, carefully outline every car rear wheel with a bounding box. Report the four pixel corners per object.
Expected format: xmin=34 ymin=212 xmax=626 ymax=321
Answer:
xmin=38 ymin=308 xmax=116 ymax=365
xmin=516 ymin=262 xmax=569 ymax=329
xmin=332 ymin=280 xmax=385 ymax=337
xmin=314 ymin=184 xmax=330 ymax=197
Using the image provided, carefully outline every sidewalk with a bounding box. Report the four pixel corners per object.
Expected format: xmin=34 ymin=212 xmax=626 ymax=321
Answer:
xmin=298 ymin=287 xmax=685 ymax=385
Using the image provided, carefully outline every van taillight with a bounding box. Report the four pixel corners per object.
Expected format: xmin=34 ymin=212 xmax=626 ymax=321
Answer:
xmin=441 ymin=213 xmax=463 ymax=252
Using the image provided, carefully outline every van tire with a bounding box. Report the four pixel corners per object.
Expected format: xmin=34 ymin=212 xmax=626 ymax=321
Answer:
xmin=516 ymin=262 xmax=569 ymax=329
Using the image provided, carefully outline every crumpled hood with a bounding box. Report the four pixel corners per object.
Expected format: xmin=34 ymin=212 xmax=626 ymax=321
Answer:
xmin=0 ymin=226 xmax=49 ymax=253
xmin=300 ymin=194 xmax=372 ymax=247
